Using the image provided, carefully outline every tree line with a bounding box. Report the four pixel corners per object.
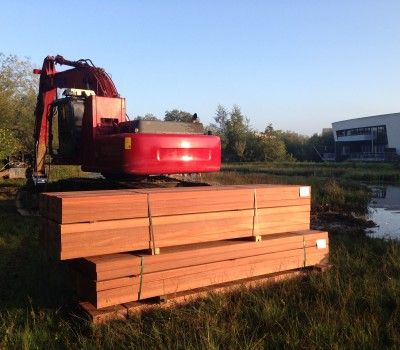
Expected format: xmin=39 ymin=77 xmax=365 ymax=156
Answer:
xmin=0 ymin=53 xmax=333 ymax=164
xmin=0 ymin=53 xmax=38 ymax=160
xmin=140 ymin=106 xmax=334 ymax=163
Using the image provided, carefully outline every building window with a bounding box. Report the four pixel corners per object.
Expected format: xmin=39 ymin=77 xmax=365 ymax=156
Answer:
xmin=336 ymin=125 xmax=387 ymax=141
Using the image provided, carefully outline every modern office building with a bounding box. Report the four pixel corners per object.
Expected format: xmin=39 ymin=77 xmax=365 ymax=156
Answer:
xmin=332 ymin=113 xmax=400 ymax=161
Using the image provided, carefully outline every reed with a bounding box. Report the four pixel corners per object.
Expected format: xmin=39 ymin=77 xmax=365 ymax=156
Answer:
xmin=221 ymin=161 xmax=400 ymax=183
xmin=204 ymin=171 xmax=371 ymax=216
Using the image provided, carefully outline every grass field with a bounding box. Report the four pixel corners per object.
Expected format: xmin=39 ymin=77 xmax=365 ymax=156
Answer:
xmin=1 ymin=163 xmax=399 ymax=349
xmin=220 ymin=161 xmax=400 ymax=183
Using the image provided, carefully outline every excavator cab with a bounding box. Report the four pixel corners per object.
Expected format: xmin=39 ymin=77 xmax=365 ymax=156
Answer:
xmin=48 ymin=89 xmax=93 ymax=161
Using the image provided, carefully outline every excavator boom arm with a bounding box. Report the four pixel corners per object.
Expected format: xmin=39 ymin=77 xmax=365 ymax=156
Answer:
xmin=33 ymin=55 xmax=119 ymax=178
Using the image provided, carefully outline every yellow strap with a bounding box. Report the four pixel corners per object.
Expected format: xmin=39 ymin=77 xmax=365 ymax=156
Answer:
xmin=138 ymin=257 xmax=144 ymax=300
xmin=147 ymin=194 xmax=156 ymax=254
xmin=252 ymin=188 xmax=259 ymax=236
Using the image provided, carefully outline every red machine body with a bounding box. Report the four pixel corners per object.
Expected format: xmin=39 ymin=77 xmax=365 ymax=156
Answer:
xmin=33 ymin=55 xmax=220 ymax=179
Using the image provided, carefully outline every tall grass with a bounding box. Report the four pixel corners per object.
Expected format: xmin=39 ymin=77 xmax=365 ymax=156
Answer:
xmin=222 ymin=161 xmax=400 ymax=183
xmin=46 ymin=165 xmax=88 ymax=181
xmin=1 ymin=221 xmax=399 ymax=348
xmin=204 ymin=171 xmax=371 ymax=216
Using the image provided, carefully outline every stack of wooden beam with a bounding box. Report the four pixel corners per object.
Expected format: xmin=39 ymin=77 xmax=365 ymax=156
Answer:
xmin=39 ymin=184 xmax=329 ymax=310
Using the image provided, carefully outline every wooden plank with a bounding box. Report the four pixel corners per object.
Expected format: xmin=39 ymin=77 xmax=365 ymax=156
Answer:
xmin=40 ymin=191 xmax=149 ymax=224
xmin=41 ymin=215 xmax=150 ymax=260
xmin=41 ymin=187 xmax=245 ymax=223
xmin=53 ymin=207 xmax=309 ymax=241
xmin=70 ymin=230 xmax=328 ymax=281
xmin=147 ymin=230 xmax=327 ymax=271
xmin=313 ymin=263 xmax=333 ymax=272
xmin=71 ymin=244 xmax=329 ymax=308
xmin=41 ymin=203 xmax=311 ymax=259
xmin=50 ymin=221 xmax=310 ymax=260
xmin=91 ymin=253 xmax=326 ymax=295
xmin=78 ymin=301 xmax=127 ymax=324
xmin=69 ymin=268 xmax=136 ymax=308
xmin=124 ymin=269 xmax=306 ymax=315
xmin=72 ymin=240 xmax=306 ymax=281
xmin=93 ymin=251 xmax=327 ymax=308
xmin=40 ymin=184 xmax=310 ymax=224
xmin=150 ymin=208 xmax=309 ymax=242
xmin=139 ymin=186 xmax=309 ymax=218
xmin=93 ymin=247 xmax=327 ymax=292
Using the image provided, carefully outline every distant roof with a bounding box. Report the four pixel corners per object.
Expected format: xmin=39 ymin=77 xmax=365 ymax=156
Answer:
xmin=332 ymin=112 xmax=400 ymax=126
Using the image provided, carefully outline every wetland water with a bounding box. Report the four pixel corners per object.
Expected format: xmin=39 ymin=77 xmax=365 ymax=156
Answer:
xmin=367 ymin=185 xmax=400 ymax=240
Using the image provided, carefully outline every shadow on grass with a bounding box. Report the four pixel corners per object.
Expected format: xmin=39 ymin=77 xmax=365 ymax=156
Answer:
xmin=0 ymin=201 xmax=74 ymax=314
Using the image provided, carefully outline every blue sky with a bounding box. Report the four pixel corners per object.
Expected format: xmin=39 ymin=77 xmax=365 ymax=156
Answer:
xmin=1 ymin=1 xmax=400 ymax=135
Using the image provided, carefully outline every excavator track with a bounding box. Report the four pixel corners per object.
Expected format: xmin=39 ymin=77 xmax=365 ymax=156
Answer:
xmin=16 ymin=174 xmax=211 ymax=216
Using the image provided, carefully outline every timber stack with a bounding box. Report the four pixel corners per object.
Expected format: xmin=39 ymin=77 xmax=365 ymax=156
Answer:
xmin=39 ymin=184 xmax=330 ymax=318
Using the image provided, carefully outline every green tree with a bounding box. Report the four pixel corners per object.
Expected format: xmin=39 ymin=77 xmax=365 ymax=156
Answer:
xmin=242 ymin=132 xmax=263 ymax=161
xmin=308 ymin=131 xmax=335 ymax=161
xmin=0 ymin=53 xmax=38 ymax=157
xmin=164 ymin=109 xmax=194 ymax=123
xmin=278 ymin=129 xmax=335 ymax=162
xmin=226 ymin=105 xmax=250 ymax=161
xmin=212 ymin=105 xmax=229 ymax=152
xmin=0 ymin=127 xmax=18 ymax=160
xmin=136 ymin=113 xmax=160 ymax=120
xmin=259 ymin=124 xmax=288 ymax=162
xmin=278 ymin=130 xmax=310 ymax=161
xmin=214 ymin=105 xmax=252 ymax=161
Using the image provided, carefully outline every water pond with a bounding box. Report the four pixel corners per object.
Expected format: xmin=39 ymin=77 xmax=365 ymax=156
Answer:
xmin=367 ymin=185 xmax=400 ymax=240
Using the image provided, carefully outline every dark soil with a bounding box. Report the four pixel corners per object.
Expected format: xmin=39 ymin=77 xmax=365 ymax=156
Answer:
xmin=311 ymin=203 xmax=375 ymax=231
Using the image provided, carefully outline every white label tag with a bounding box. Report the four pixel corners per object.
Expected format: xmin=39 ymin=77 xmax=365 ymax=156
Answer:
xmin=316 ymin=239 xmax=327 ymax=249
xmin=299 ymin=187 xmax=310 ymax=197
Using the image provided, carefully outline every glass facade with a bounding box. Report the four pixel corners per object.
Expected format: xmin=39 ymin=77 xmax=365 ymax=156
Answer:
xmin=335 ymin=125 xmax=390 ymax=160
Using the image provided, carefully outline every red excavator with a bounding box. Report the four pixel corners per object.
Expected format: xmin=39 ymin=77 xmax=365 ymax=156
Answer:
xmin=32 ymin=55 xmax=221 ymax=183
xmin=16 ymin=55 xmax=220 ymax=214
